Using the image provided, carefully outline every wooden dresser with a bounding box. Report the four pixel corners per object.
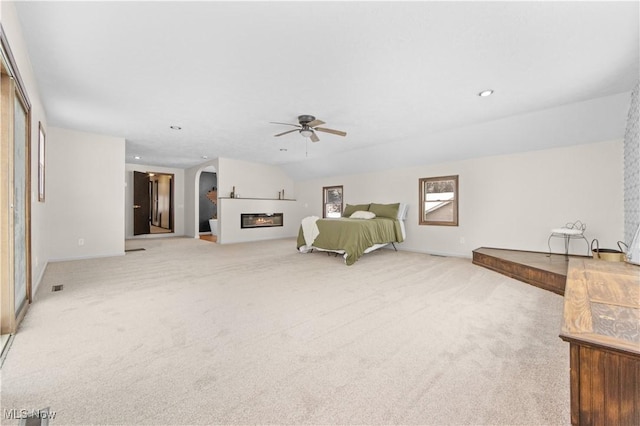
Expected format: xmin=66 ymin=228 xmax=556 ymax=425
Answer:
xmin=560 ymin=259 xmax=640 ymax=425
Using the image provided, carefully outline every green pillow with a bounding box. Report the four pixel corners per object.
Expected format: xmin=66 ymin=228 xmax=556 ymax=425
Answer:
xmin=343 ymin=203 xmax=370 ymax=217
xmin=369 ymin=203 xmax=400 ymax=219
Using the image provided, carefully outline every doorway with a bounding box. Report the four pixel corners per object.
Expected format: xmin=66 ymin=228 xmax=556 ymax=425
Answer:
xmin=133 ymin=171 xmax=174 ymax=236
xmin=199 ymin=170 xmax=217 ymax=233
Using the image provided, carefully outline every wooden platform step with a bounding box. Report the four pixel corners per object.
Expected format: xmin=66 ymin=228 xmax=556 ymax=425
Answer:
xmin=472 ymin=247 xmax=589 ymax=295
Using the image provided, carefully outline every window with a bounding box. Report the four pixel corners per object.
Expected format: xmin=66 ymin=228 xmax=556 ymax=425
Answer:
xmin=419 ymin=175 xmax=458 ymax=226
xmin=323 ymin=185 xmax=343 ymax=218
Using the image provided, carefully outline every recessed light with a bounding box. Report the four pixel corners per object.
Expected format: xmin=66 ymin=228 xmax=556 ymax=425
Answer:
xmin=170 ymin=125 xmax=182 ymax=130
xmin=280 ymin=148 xmax=288 ymax=152
xmin=478 ymin=90 xmax=494 ymax=97
xmin=134 ymin=155 xmax=141 ymax=160
xmin=201 ymin=155 xmax=208 ymax=159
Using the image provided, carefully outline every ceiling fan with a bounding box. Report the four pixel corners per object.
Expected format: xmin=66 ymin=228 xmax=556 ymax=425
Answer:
xmin=271 ymin=115 xmax=347 ymax=142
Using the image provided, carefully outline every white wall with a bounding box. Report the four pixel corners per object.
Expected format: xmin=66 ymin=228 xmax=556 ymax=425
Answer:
xmin=216 ymin=157 xmax=297 ymax=244
xmin=1 ymin=2 xmax=50 ymax=294
xmin=217 ymin=157 xmax=294 ymax=200
xmin=623 ymin=82 xmax=639 ymax=244
xmin=294 ymin=140 xmax=624 ymax=257
xmin=124 ymin=163 xmax=185 ymax=238
xmin=46 ymin=127 xmax=125 ymax=260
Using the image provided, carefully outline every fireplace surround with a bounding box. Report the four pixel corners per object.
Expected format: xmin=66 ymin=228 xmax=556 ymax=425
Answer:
xmin=241 ymin=213 xmax=283 ymax=229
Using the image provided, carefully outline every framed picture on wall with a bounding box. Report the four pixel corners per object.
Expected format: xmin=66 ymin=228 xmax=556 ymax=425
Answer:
xmin=38 ymin=122 xmax=46 ymax=202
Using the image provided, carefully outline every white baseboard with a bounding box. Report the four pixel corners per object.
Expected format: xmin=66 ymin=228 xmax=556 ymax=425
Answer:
xmin=47 ymin=252 xmax=126 ymax=263
xmin=395 ymin=246 xmax=473 ymax=259
xmin=126 ymin=232 xmax=182 ymax=239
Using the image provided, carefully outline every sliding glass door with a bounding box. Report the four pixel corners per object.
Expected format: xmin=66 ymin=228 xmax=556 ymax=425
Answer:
xmin=1 ymin=26 xmax=32 ymax=349
xmin=13 ymin=90 xmax=29 ymax=315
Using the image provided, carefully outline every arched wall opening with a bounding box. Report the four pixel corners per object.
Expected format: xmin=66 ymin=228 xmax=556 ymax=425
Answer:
xmin=189 ymin=161 xmax=218 ymax=240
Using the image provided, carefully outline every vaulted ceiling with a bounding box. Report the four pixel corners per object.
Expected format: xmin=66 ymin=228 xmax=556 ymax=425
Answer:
xmin=12 ymin=1 xmax=639 ymax=179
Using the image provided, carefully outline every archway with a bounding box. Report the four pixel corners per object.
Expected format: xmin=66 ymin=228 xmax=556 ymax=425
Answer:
xmin=192 ymin=162 xmax=218 ymax=240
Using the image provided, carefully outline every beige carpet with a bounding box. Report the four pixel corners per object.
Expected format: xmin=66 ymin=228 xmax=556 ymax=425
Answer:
xmin=1 ymin=237 xmax=570 ymax=425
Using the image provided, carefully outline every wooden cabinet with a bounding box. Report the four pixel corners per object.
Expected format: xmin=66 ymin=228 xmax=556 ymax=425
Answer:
xmin=560 ymin=259 xmax=640 ymax=425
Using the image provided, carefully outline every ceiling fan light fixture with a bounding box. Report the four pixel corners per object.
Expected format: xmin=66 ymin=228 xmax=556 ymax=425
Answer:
xmin=272 ymin=115 xmax=346 ymax=143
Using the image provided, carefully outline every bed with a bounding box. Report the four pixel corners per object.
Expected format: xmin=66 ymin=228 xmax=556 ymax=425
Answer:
xmin=296 ymin=202 xmax=408 ymax=265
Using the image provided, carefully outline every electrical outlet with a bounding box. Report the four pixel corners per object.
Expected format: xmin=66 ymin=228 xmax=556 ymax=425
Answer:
xmin=78 ymin=238 xmax=85 ymax=246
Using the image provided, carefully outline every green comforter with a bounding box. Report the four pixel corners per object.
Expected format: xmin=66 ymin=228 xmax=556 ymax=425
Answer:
xmin=297 ymin=217 xmax=404 ymax=265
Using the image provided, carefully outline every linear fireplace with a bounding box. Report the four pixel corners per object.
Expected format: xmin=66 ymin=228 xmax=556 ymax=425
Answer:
xmin=241 ymin=213 xmax=283 ymax=229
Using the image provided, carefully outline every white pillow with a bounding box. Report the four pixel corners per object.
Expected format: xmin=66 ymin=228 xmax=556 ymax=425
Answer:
xmin=397 ymin=203 xmax=408 ymax=220
xmin=350 ymin=210 xmax=376 ymax=219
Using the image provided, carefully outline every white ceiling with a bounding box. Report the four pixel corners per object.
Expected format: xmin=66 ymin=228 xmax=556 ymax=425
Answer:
xmin=12 ymin=1 xmax=640 ymax=179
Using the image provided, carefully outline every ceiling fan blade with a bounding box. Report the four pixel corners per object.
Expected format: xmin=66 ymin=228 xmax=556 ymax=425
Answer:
xmin=274 ymin=129 xmax=299 ymax=137
xmin=315 ymin=127 xmax=347 ymax=137
xmin=307 ymin=119 xmax=325 ymax=127
xmin=310 ymin=131 xmax=320 ymax=143
xmin=270 ymin=121 xmax=301 ymax=128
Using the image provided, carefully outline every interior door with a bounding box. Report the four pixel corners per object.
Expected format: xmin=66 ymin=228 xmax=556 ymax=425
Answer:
xmin=133 ymin=171 xmax=150 ymax=235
